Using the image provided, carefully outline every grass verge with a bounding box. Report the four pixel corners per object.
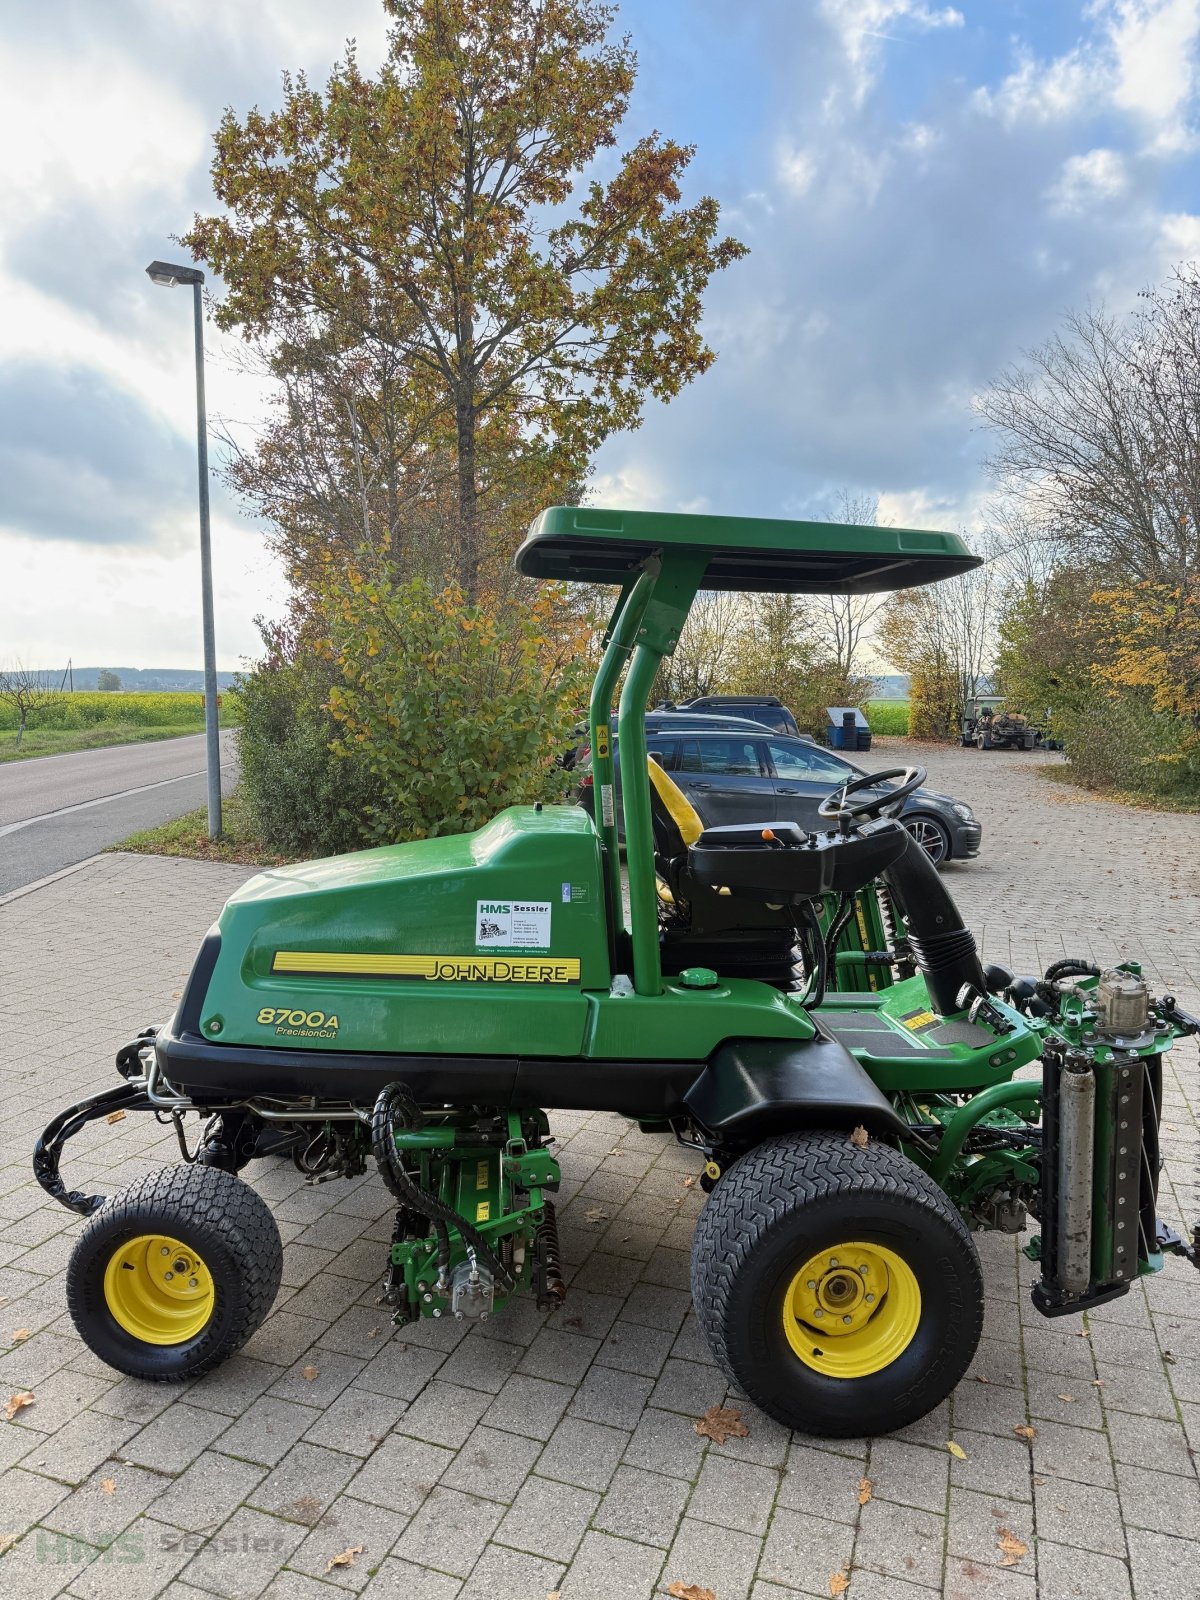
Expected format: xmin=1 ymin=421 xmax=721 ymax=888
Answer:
xmin=111 ymin=790 xmax=290 ymax=867
xmin=0 ymin=719 xmax=235 ymax=763
xmin=866 ymin=699 xmax=909 ymax=736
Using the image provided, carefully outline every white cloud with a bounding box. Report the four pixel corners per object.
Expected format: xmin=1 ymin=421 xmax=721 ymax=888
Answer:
xmin=821 ymin=0 xmax=964 ymax=108
xmin=1108 ymin=0 xmax=1200 ymax=151
xmin=1047 ymin=147 xmax=1130 ymax=212
xmin=974 ymin=1 xmax=1200 ymax=152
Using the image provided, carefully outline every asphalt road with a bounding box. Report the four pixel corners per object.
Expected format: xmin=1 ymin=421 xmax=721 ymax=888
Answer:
xmin=0 ymin=730 xmax=238 ymax=895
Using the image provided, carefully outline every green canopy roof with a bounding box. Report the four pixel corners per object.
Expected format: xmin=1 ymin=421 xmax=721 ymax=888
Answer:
xmin=515 ymin=506 xmax=980 ymax=594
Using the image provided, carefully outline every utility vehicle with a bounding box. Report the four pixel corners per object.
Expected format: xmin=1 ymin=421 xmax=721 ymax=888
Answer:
xmin=36 ymin=507 xmax=1198 ymax=1437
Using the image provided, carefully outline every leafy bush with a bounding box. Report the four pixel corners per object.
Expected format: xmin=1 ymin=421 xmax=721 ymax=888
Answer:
xmin=327 ymin=574 xmax=586 ymax=843
xmin=235 ymin=644 xmax=376 ymax=858
xmin=1056 ymin=689 xmax=1200 ymax=800
xmin=0 ymin=691 xmax=233 ymax=731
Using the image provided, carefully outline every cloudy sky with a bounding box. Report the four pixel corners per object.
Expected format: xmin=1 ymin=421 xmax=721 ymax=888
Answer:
xmin=4 ymin=0 xmax=1200 ymax=670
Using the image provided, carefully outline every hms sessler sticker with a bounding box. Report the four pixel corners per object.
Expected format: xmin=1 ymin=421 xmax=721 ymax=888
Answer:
xmin=475 ymin=899 xmax=552 ymax=951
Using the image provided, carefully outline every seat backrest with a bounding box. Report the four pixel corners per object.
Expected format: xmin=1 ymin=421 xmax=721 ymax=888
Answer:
xmin=647 ymin=756 xmax=704 ymax=859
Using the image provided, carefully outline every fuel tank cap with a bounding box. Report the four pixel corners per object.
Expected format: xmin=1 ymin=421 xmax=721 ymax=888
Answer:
xmin=678 ymin=966 xmax=719 ymax=989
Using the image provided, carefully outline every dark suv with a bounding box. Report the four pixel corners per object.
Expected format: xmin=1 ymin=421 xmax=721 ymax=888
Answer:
xmin=669 ymin=695 xmax=800 ymax=736
xmin=579 ymin=724 xmax=981 ymax=865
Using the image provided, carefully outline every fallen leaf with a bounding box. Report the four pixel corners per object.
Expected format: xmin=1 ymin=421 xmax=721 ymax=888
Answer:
xmin=100 ymin=1479 xmax=116 ymax=1495
xmin=607 ymin=1148 xmax=622 ymax=1157
xmin=547 ymin=1593 xmax=562 ymax=1600
xmin=5 ymin=1391 xmax=34 ymax=1421
xmin=563 ymin=1315 xmax=584 ymax=1330
xmin=1013 ymin=1424 xmax=1037 ymax=1441
xmin=1092 ymin=1378 xmax=1105 ymax=1387
xmin=326 ymin=1545 xmax=363 ymax=1573
xmin=997 ymin=1528 xmax=1028 ymax=1567
xmin=583 ymin=1206 xmax=609 ymax=1224
xmin=830 ymin=1572 xmax=850 ymax=1596
xmin=0 ymin=1533 xmax=19 ymax=1557
xmin=667 ymin=1585 xmax=715 ymax=1600
xmin=974 ymin=1375 xmax=989 ymax=1385
xmin=1164 ymin=1351 xmax=1177 ymax=1366
xmin=10 ymin=1330 xmax=30 ymax=1344
xmin=849 ymin=1125 xmax=869 ymax=1148
xmin=1033 ymin=1475 xmax=1047 ymax=1485
xmin=1056 ymin=1393 xmax=1075 ymax=1404
xmin=366 ymin=1327 xmax=380 ymax=1339
xmin=1077 ymin=1328 xmax=1090 ymax=1338
xmin=946 ymin=1440 xmax=967 ymax=1460
xmin=857 ymin=1477 xmax=872 ymax=1505
xmin=105 ymin=1109 xmax=127 ymax=1125
xmin=682 ymin=1176 xmax=696 ymax=1188
xmin=301 ymin=1364 xmax=319 ymax=1381
xmin=694 ymin=1404 xmax=749 ymax=1445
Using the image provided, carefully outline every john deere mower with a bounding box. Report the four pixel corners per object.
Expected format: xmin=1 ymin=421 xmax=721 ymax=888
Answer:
xmin=35 ymin=508 xmax=1199 ymax=1436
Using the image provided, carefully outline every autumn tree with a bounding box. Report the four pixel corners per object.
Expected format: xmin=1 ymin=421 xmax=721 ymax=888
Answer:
xmin=877 ymin=551 xmax=1000 ymax=739
xmin=187 ymin=0 xmax=746 ymax=598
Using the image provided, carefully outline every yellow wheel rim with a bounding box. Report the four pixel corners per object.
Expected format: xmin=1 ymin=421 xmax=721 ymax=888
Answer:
xmin=782 ymin=1241 xmax=921 ymax=1378
xmin=103 ymin=1233 xmax=215 ymax=1346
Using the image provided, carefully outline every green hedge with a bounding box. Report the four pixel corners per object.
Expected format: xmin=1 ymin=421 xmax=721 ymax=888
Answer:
xmin=0 ymin=691 xmax=237 ymax=731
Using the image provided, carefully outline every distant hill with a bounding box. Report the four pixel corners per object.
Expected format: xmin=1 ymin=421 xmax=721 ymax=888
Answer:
xmin=48 ymin=667 xmax=240 ymax=692
xmin=870 ymin=674 xmax=909 ymax=700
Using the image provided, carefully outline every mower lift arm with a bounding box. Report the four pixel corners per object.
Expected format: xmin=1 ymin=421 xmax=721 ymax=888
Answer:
xmin=33 ymin=1081 xmax=155 ymax=1215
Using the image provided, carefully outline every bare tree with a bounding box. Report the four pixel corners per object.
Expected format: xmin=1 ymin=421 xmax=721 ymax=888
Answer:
xmin=813 ymin=491 xmax=891 ymax=677
xmin=876 ymin=536 xmax=1002 ymax=736
xmin=656 ymin=589 xmax=745 ymax=702
xmin=975 ymin=270 xmax=1200 ymax=585
xmin=0 ymin=663 xmax=65 ymax=747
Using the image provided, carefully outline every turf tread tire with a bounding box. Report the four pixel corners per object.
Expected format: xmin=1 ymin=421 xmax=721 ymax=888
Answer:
xmin=691 ymin=1129 xmax=984 ymax=1436
xmin=66 ymin=1163 xmax=282 ymax=1382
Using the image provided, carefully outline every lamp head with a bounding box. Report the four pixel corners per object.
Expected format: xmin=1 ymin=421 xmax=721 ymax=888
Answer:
xmin=146 ymin=260 xmax=204 ymax=288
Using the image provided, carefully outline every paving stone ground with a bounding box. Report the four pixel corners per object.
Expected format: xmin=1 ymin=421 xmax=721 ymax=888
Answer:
xmin=1 ymin=743 xmax=1197 ymax=1600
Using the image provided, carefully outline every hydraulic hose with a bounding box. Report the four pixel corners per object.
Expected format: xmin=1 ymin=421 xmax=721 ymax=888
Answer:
xmin=370 ymin=1084 xmax=513 ymax=1291
xmin=870 ymin=820 xmax=986 ymax=1015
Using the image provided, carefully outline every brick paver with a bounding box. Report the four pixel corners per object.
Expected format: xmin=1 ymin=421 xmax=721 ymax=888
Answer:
xmin=1 ymin=744 xmax=1197 ymax=1599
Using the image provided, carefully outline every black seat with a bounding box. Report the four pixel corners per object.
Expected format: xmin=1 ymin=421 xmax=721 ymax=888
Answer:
xmin=644 ymin=760 xmax=804 ymax=987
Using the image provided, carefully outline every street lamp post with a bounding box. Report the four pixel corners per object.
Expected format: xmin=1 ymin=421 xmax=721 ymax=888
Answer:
xmin=146 ymin=259 xmax=221 ymax=838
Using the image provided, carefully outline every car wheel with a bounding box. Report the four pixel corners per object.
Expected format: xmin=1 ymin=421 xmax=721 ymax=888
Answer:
xmin=904 ymin=814 xmax=950 ymax=865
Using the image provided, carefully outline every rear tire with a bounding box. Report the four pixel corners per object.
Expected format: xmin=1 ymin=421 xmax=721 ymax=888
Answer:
xmin=66 ymin=1164 xmax=282 ymax=1381
xmin=690 ymin=1131 xmax=983 ymax=1436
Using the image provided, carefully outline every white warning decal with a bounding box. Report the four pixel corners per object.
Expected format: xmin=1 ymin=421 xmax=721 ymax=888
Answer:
xmin=475 ymin=900 xmax=552 ymax=951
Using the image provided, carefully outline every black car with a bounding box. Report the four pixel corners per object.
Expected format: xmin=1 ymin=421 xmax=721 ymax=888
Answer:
xmin=579 ymin=722 xmax=980 ymax=865
xmin=665 ymin=694 xmax=801 ymax=736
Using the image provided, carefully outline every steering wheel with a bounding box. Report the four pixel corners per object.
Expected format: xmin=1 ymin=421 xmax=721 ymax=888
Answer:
xmin=818 ymin=766 xmax=927 ymax=825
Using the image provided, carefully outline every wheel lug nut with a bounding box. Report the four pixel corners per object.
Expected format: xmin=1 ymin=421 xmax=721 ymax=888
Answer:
xmin=164 ymin=1271 xmax=174 ymax=1281
xmin=160 ymin=1247 xmax=170 ymax=1257
xmin=829 ymin=1258 xmax=839 ymax=1268
xmin=842 ymin=1315 xmax=853 ymax=1324
xmin=813 ymin=1308 xmax=824 ymax=1318
xmin=865 ymin=1293 xmax=875 ymax=1303
xmin=188 ymin=1278 xmax=198 ymax=1289
xmin=807 ymin=1280 xmax=817 ymax=1290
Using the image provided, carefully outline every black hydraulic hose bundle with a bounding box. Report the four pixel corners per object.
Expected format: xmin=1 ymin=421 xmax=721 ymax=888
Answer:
xmin=876 ymin=822 xmax=987 ymax=1015
xmin=370 ymin=1082 xmax=513 ymax=1291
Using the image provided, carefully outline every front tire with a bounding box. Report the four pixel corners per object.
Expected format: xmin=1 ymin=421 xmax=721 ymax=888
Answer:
xmin=66 ymin=1164 xmax=282 ymax=1381
xmin=690 ymin=1131 xmax=983 ymax=1436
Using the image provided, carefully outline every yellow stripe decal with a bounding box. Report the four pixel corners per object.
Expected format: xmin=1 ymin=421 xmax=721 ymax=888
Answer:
xmin=272 ymin=951 xmax=581 ymax=984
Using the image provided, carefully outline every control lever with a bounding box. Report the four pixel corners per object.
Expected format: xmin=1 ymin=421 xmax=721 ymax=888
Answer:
xmin=956 ymin=983 xmax=1016 ymax=1035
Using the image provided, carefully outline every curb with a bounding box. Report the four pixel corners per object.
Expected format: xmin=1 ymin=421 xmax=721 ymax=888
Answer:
xmin=0 ymin=854 xmax=107 ymax=908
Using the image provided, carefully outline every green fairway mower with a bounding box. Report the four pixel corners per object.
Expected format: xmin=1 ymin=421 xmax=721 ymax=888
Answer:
xmin=36 ymin=508 xmax=1200 ymax=1436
